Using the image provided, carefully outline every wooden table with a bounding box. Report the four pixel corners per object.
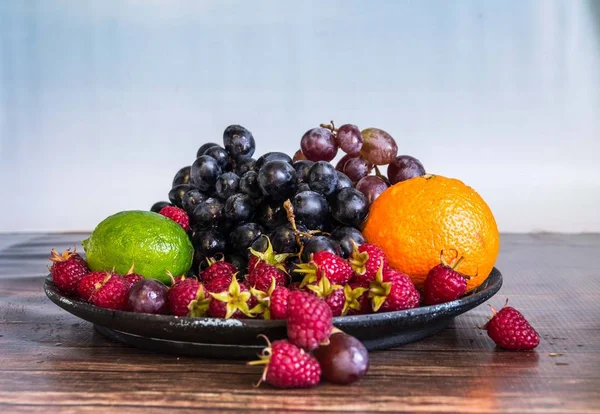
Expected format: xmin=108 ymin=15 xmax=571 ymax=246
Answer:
xmin=0 ymin=233 xmax=598 ymax=413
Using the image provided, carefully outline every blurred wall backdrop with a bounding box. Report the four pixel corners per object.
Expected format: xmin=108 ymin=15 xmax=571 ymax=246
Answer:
xmin=0 ymin=0 xmax=599 ymax=233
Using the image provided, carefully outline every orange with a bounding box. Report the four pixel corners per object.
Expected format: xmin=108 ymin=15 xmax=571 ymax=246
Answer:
xmin=362 ymin=174 xmax=500 ymax=292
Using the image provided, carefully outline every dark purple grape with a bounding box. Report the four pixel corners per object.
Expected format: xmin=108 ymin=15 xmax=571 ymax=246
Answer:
xmin=257 ymin=160 xmax=297 ymax=201
xmin=214 ymin=172 xmax=240 ymax=200
xmin=182 ymin=189 xmax=207 ymax=214
xmin=296 ymin=182 xmax=311 ymax=193
xmin=151 ymin=201 xmax=171 ymax=213
xmin=292 ymin=191 xmax=330 ymax=231
xmin=301 ymin=127 xmax=338 ymax=162
xmin=224 ymin=193 xmax=255 ymax=223
xmin=169 ymin=184 xmax=195 ymax=208
xmin=228 ymin=222 xmax=264 ymax=253
xmin=360 ymin=128 xmax=398 ymax=165
xmin=301 ymin=236 xmax=341 ymax=262
xmin=336 ymin=124 xmax=363 ymax=155
xmin=335 ymin=171 xmax=353 ymax=192
xmin=342 ymin=157 xmax=372 ymax=182
xmin=225 ymin=253 xmax=247 ymax=272
xmin=307 ymin=161 xmax=338 ymax=196
xmin=234 ymin=157 xmax=257 ymax=175
xmin=255 ymin=152 xmax=293 ymax=170
xmin=223 ymin=125 xmax=255 ymax=160
xmin=293 ymin=160 xmax=315 ymax=183
xmin=255 ymin=200 xmax=287 ymax=230
xmin=196 ymin=142 xmax=219 ymax=159
xmin=191 ymin=197 xmax=224 ymax=228
xmin=203 ymin=145 xmax=232 ymax=172
xmin=172 ymin=166 xmax=191 ymax=187
xmin=293 ymin=149 xmax=307 ymax=162
xmin=127 ymin=279 xmax=169 ymax=314
xmin=388 ymin=155 xmax=426 ymax=184
xmin=355 ymin=175 xmax=389 ymax=205
xmin=192 ymin=228 xmax=226 ymax=262
xmin=331 ymin=227 xmax=365 ymax=258
xmin=314 ymin=333 xmax=369 ymax=385
xmin=330 ymin=188 xmax=368 ymax=228
xmin=190 ymin=155 xmax=222 ymax=192
xmin=270 ymin=223 xmax=309 ymax=254
xmin=239 ymin=171 xmax=262 ymax=198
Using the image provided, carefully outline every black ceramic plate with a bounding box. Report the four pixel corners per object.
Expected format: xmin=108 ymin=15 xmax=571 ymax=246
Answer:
xmin=44 ymin=268 xmax=502 ymax=359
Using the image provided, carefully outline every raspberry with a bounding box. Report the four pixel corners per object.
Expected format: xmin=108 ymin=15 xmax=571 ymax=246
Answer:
xmin=305 ymin=275 xmax=345 ymax=317
xmin=201 ymin=258 xmax=236 ymax=284
xmin=208 ymin=277 xmax=256 ymax=319
xmin=247 ymin=263 xmax=288 ymax=292
xmin=423 ymin=253 xmax=469 ymax=305
xmin=249 ymin=278 xmax=290 ymax=320
xmin=349 ymin=242 xmax=388 ymax=283
xmin=369 ymin=264 xmax=420 ymax=312
xmin=294 ymin=251 xmax=352 ymax=287
xmin=49 ymin=248 xmax=89 ymax=294
xmin=287 ymin=291 xmax=333 ymax=350
xmin=90 ymin=274 xmax=130 ymax=310
xmin=483 ymin=301 xmax=540 ymax=350
xmin=159 ymin=205 xmax=190 ymax=231
xmin=248 ymin=336 xmax=321 ymax=389
xmin=168 ymin=278 xmax=210 ymax=317
xmin=77 ymin=271 xmax=110 ymax=301
xmin=248 ymin=236 xmax=290 ymax=272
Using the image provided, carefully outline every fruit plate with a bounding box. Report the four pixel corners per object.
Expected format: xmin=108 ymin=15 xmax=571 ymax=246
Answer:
xmin=44 ymin=268 xmax=502 ymax=359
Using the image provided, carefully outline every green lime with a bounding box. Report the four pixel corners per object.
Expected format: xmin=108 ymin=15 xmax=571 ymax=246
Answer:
xmin=82 ymin=210 xmax=193 ymax=284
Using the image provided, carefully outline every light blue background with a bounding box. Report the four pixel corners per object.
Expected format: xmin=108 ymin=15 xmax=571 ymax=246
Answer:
xmin=1 ymin=0 xmax=599 ymax=232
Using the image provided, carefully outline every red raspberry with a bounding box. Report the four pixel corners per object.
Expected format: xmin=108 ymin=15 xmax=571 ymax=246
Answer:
xmin=248 ymin=336 xmax=321 ymax=389
xmin=159 ymin=205 xmax=190 ymax=231
xmin=288 ymin=282 xmax=303 ymax=292
xmin=349 ymin=242 xmax=388 ymax=283
xmin=123 ymin=273 xmax=144 ymax=289
xmin=77 ymin=271 xmax=110 ymax=301
xmin=423 ymin=253 xmax=469 ymax=305
xmin=294 ymin=251 xmax=352 ymax=287
xmin=201 ymin=258 xmax=236 ymax=284
xmin=369 ymin=265 xmax=420 ymax=313
xmin=305 ymin=275 xmax=345 ymax=317
xmin=208 ymin=277 xmax=256 ymax=319
xmin=49 ymin=248 xmax=89 ymax=294
xmin=90 ymin=274 xmax=130 ymax=310
xmin=249 ymin=279 xmax=290 ymax=320
xmin=341 ymin=283 xmax=370 ymax=316
xmin=483 ymin=301 xmax=540 ymax=350
xmin=287 ymin=291 xmax=333 ymax=350
xmin=168 ymin=278 xmax=210 ymax=317
xmin=247 ymin=263 xmax=288 ymax=292
xmin=205 ymin=274 xmax=234 ymax=293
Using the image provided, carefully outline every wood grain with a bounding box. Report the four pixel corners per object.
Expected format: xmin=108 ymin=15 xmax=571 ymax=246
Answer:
xmin=0 ymin=233 xmax=599 ymax=413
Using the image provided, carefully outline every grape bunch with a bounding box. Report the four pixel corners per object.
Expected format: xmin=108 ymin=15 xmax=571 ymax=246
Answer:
xmin=151 ymin=123 xmax=425 ymax=275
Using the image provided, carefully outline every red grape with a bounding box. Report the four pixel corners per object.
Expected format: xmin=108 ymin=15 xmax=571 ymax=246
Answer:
xmin=342 ymin=157 xmax=372 ymax=182
xmin=314 ymin=332 xmax=369 ymax=384
xmin=335 ymin=153 xmax=356 ymax=172
xmin=360 ymin=128 xmax=398 ymax=165
xmin=293 ymin=149 xmax=307 ymax=162
xmin=301 ymin=127 xmax=338 ymax=162
xmin=127 ymin=279 xmax=169 ymax=314
xmin=388 ymin=155 xmax=425 ymax=184
xmin=355 ymin=175 xmax=389 ymax=205
xmin=336 ymin=124 xmax=363 ymax=155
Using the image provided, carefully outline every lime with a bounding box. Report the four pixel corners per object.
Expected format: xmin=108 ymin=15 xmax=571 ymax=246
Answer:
xmin=82 ymin=210 xmax=194 ymax=284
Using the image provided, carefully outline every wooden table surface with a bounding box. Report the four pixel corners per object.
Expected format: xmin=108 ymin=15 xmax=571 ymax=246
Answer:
xmin=0 ymin=233 xmax=599 ymax=413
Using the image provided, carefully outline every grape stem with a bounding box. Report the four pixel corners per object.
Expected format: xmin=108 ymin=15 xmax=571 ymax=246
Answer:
xmin=319 ymin=120 xmax=337 ymax=134
xmin=373 ymin=165 xmax=391 ymax=185
xmin=283 ymin=200 xmax=313 ymax=258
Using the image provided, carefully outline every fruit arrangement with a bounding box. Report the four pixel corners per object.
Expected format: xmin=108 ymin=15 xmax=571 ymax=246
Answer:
xmin=48 ymin=122 xmax=539 ymax=389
